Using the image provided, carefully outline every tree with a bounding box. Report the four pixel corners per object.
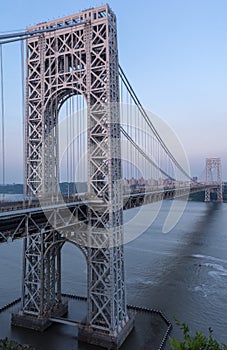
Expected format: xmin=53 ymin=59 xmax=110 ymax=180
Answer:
xmin=0 ymin=337 xmax=36 ymax=350
xmin=169 ymin=319 xmax=227 ymax=350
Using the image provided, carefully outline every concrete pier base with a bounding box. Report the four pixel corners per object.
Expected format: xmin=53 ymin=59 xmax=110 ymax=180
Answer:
xmin=11 ymin=302 xmax=68 ymax=332
xmin=78 ymin=316 xmax=134 ymax=350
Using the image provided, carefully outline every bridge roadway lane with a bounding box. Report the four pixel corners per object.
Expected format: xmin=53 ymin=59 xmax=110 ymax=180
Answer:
xmin=0 ymin=199 xmax=88 ymax=243
xmin=0 ymin=184 xmax=216 ymax=243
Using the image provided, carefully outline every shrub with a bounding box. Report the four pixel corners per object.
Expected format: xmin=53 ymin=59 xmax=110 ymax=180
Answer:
xmin=169 ymin=319 xmax=227 ymax=350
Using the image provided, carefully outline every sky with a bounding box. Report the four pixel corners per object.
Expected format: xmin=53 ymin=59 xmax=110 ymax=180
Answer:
xmin=0 ymin=0 xmax=227 ymax=182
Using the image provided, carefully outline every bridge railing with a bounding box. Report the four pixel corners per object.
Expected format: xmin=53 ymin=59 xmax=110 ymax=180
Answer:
xmin=0 ymin=193 xmax=86 ymax=213
xmin=0 ymin=181 xmax=218 ymax=213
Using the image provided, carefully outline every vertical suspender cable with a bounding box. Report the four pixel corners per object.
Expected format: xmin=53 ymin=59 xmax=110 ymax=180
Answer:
xmin=80 ymin=95 xmax=83 ymax=188
xmin=120 ymin=76 xmax=124 ymax=180
xmin=83 ymin=95 xmax=85 ymax=185
xmin=76 ymin=95 xmax=78 ymax=192
xmin=72 ymin=94 xmax=75 ymax=193
xmin=0 ymin=45 xmax=5 ymax=195
xmin=83 ymin=96 xmax=85 ymax=185
xmin=20 ymin=40 xmax=25 ymax=195
xmin=78 ymin=95 xmax=81 ymax=185
xmin=69 ymin=96 xmax=72 ymax=187
xmin=126 ymin=86 xmax=130 ymax=180
xmin=66 ymin=100 xmax=69 ymax=198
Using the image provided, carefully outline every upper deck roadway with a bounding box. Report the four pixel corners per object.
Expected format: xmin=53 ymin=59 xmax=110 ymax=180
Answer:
xmin=0 ymin=183 xmax=218 ymax=243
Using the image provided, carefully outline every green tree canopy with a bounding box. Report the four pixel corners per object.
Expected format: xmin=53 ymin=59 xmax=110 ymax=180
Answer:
xmin=169 ymin=319 xmax=227 ymax=350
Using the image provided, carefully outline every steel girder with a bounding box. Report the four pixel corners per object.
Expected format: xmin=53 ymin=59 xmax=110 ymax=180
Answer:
xmin=24 ymin=4 xmax=128 ymax=336
xmin=0 ymin=202 xmax=88 ymax=243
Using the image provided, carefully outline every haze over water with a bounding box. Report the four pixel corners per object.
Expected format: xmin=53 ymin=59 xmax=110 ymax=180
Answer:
xmin=0 ymin=200 xmax=227 ymax=349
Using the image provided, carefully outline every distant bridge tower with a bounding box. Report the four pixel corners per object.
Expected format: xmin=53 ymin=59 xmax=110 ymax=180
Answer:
xmin=205 ymin=157 xmax=223 ymax=202
xmin=13 ymin=4 xmax=133 ymax=348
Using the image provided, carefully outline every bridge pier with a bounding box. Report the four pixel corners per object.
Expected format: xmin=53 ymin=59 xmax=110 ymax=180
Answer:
xmin=11 ymin=302 xmax=68 ymax=331
xmin=78 ymin=317 xmax=134 ymax=350
xmin=12 ymin=228 xmax=67 ymax=331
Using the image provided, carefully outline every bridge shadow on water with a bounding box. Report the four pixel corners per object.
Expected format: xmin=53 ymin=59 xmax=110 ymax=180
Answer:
xmin=175 ymin=202 xmax=222 ymax=250
xmin=160 ymin=202 xmax=222 ymax=342
xmin=124 ymin=200 xmax=224 ymax=348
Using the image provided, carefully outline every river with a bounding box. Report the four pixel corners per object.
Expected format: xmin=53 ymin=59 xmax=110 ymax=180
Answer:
xmin=0 ymin=200 xmax=227 ymax=349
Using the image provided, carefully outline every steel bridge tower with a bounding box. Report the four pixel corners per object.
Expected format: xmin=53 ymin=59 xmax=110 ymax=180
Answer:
xmin=205 ymin=157 xmax=223 ymax=202
xmin=12 ymin=5 xmax=133 ymax=348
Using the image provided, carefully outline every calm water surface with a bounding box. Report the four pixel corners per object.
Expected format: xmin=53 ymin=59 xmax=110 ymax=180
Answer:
xmin=0 ymin=200 xmax=227 ymax=349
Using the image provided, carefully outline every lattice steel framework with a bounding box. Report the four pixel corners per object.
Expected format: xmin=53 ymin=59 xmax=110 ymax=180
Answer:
xmin=23 ymin=4 xmax=129 ymax=342
xmin=21 ymin=226 xmax=62 ymax=316
xmin=205 ymin=157 xmax=223 ymax=202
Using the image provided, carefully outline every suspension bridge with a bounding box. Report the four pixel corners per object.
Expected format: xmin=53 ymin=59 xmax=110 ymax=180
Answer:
xmin=0 ymin=4 xmax=223 ymax=349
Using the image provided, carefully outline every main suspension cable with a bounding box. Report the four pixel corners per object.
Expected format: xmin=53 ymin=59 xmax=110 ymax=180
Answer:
xmin=119 ymin=65 xmax=195 ymax=183
xmin=0 ymin=45 xmax=5 ymax=191
xmin=0 ymin=20 xmax=89 ymax=45
xmin=120 ymin=126 xmax=175 ymax=181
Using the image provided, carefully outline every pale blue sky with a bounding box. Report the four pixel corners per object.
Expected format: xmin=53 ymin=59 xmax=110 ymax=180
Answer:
xmin=0 ymin=0 xmax=227 ymax=182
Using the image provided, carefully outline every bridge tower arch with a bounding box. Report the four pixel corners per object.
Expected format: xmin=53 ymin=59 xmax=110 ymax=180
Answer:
xmin=205 ymin=157 xmax=223 ymax=202
xmin=16 ymin=4 xmax=133 ymax=348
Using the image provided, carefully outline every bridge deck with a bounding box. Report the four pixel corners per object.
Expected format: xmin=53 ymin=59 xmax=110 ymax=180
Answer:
xmin=0 ymin=184 xmax=219 ymax=244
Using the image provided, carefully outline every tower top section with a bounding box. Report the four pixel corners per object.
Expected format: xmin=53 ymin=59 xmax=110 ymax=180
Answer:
xmin=26 ymin=4 xmax=116 ymax=32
